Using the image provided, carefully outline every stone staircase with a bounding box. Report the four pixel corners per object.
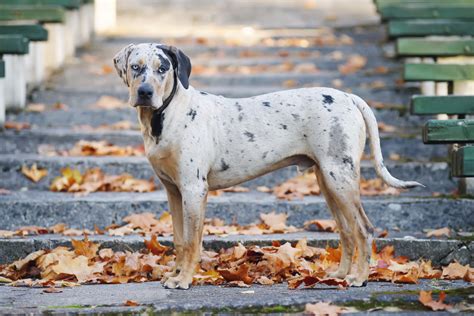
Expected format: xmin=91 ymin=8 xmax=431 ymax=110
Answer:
xmin=1 ymin=23 xmax=472 ymax=270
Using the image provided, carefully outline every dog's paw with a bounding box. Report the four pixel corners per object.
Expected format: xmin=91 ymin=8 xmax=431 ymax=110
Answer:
xmin=345 ymin=275 xmax=368 ymax=287
xmin=327 ymin=270 xmax=348 ymax=279
xmin=161 ymin=270 xmax=178 ymax=283
xmin=163 ymin=275 xmax=192 ymax=290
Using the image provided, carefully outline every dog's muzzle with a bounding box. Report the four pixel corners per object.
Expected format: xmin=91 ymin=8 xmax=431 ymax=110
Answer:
xmin=135 ymin=83 xmax=154 ymax=107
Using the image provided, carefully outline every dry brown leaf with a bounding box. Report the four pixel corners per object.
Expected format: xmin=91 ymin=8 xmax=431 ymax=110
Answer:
xmin=305 ymin=302 xmax=346 ymax=316
xmin=426 ymin=227 xmax=451 ymax=238
xmin=0 ymin=188 xmax=11 ymax=195
xmin=91 ymin=96 xmax=127 ymax=109
xmin=260 ymin=212 xmax=289 ymax=232
xmin=4 ymin=121 xmax=31 ymax=130
xmin=218 ymin=263 xmax=253 ymax=284
xmin=26 ymin=103 xmax=46 ymax=112
xmin=21 ymin=164 xmax=48 ymax=183
xmin=144 ymin=235 xmax=168 ymax=256
xmin=378 ymin=122 xmax=396 ymax=133
xmin=304 ymin=219 xmax=337 ymax=232
xmin=67 ymin=140 xmax=144 ymax=157
xmin=124 ymin=300 xmax=139 ymax=306
xmin=419 ymin=291 xmax=452 ymax=311
xmin=442 ymin=261 xmax=469 ymax=280
xmin=338 ymin=54 xmax=367 ymax=75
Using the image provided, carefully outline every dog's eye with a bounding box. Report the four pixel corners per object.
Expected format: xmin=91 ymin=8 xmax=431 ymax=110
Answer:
xmin=131 ymin=64 xmax=140 ymax=71
xmin=157 ymin=67 xmax=166 ymax=73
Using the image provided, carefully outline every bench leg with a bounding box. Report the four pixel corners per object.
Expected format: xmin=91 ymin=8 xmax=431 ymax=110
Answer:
xmin=0 ymin=78 xmax=5 ymax=125
xmin=65 ymin=10 xmax=79 ymax=58
xmin=439 ymin=56 xmax=474 ymax=194
xmin=94 ymin=0 xmax=116 ymax=34
xmin=32 ymin=42 xmax=46 ymax=84
xmin=44 ymin=23 xmax=66 ymax=74
xmin=4 ymin=55 xmax=27 ymax=110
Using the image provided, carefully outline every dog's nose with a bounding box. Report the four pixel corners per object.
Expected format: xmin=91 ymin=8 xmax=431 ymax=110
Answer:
xmin=137 ymin=84 xmax=153 ymax=99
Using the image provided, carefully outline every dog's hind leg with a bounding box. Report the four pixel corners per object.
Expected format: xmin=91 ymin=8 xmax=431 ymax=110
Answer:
xmin=160 ymin=179 xmax=184 ymax=282
xmin=163 ymin=183 xmax=208 ymax=290
xmin=315 ymin=167 xmax=354 ymax=279
xmin=315 ymin=160 xmax=371 ymax=286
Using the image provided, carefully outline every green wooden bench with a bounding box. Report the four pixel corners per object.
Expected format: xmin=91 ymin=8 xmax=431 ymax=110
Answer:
xmin=411 ymin=95 xmax=474 ymax=115
xmin=0 ymin=59 xmax=4 ymax=78
xmin=388 ymin=20 xmax=474 ymax=37
xmin=379 ymin=4 xmax=474 ymax=20
xmin=0 ymin=35 xmax=29 ymax=55
xmin=0 ymin=0 xmax=80 ymax=9
xmin=0 ymin=25 xmax=48 ymax=42
xmin=423 ymin=119 xmax=474 ymax=144
xmin=0 ymin=5 xmax=66 ymax=23
xmin=452 ymin=146 xmax=474 ymax=177
xmin=404 ymin=63 xmax=474 ymax=81
xmin=397 ymin=38 xmax=474 ymax=57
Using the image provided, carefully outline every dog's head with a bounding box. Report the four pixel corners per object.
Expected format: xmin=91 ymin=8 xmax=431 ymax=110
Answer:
xmin=113 ymin=43 xmax=191 ymax=110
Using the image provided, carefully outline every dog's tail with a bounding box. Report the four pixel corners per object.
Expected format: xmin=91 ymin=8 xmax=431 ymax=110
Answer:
xmin=351 ymin=94 xmax=424 ymax=189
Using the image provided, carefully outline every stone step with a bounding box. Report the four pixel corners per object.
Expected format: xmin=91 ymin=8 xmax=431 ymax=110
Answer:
xmin=1 ymin=232 xmax=471 ymax=266
xmin=0 ymin=191 xmax=471 ymax=231
xmin=0 ymin=155 xmax=455 ymax=192
xmin=0 ymin=128 xmax=447 ymax=161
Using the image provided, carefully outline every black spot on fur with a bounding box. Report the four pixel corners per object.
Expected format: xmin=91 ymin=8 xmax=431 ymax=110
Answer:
xmin=221 ymin=159 xmax=230 ymax=171
xmin=303 ymin=134 xmax=307 ymax=138
xmin=291 ymin=113 xmax=300 ymax=120
xmin=322 ymin=94 xmax=334 ymax=105
xmin=238 ymin=113 xmax=244 ymax=121
xmin=200 ymin=91 xmax=208 ymax=95
xmin=342 ymin=156 xmax=354 ymax=171
xmin=262 ymin=101 xmax=271 ymax=107
xmin=262 ymin=151 xmax=268 ymax=159
xmin=234 ymin=102 xmax=243 ymax=112
xmin=280 ymin=124 xmax=287 ymax=130
xmin=196 ymin=169 xmax=200 ymax=179
xmin=150 ymin=112 xmax=165 ymax=140
xmin=202 ymin=176 xmax=206 ymax=181
xmin=187 ymin=109 xmax=197 ymax=121
xmin=158 ymin=55 xmax=171 ymax=71
xmin=329 ymin=171 xmax=336 ymax=181
xmin=244 ymin=131 xmax=255 ymax=142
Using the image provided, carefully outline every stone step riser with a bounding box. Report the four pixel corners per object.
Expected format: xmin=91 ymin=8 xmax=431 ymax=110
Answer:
xmin=0 ymin=156 xmax=455 ymax=193
xmin=0 ymin=192 xmax=472 ymax=231
xmin=0 ymin=130 xmax=446 ymax=161
xmin=0 ymin=233 xmax=470 ymax=266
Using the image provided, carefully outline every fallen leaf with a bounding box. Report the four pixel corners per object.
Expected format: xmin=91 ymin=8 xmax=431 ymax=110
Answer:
xmin=144 ymin=235 xmax=168 ymax=256
xmin=304 ymin=219 xmax=337 ymax=232
xmin=305 ymin=302 xmax=347 ymax=316
xmin=91 ymin=96 xmax=127 ymax=109
xmin=26 ymin=103 xmax=46 ymax=112
xmin=426 ymin=227 xmax=451 ymax=238
xmin=419 ymin=291 xmax=452 ymax=311
xmin=442 ymin=261 xmax=469 ymax=280
xmin=124 ymin=300 xmax=139 ymax=306
xmin=338 ymin=54 xmax=367 ymax=75
xmin=4 ymin=121 xmax=31 ymax=130
xmin=21 ymin=164 xmax=48 ymax=183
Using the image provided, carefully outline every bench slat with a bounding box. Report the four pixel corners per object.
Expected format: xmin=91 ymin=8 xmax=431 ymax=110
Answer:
xmin=389 ymin=20 xmax=474 ymax=37
xmin=0 ymin=0 xmax=80 ymax=9
xmin=0 ymin=5 xmax=65 ymax=23
xmin=452 ymin=146 xmax=474 ymax=177
xmin=0 ymin=35 xmax=29 ymax=54
xmin=404 ymin=63 xmax=474 ymax=81
xmin=376 ymin=0 xmax=474 ymax=8
xmin=397 ymin=38 xmax=474 ymax=56
xmin=411 ymin=95 xmax=474 ymax=115
xmin=0 ymin=59 xmax=4 ymax=78
xmin=0 ymin=25 xmax=48 ymax=41
xmin=423 ymin=119 xmax=474 ymax=143
xmin=380 ymin=4 xmax=474 ymax=19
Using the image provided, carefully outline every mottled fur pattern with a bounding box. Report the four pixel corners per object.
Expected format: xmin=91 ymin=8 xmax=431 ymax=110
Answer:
xmin=114 ymin=43 xmax=423 ymax=290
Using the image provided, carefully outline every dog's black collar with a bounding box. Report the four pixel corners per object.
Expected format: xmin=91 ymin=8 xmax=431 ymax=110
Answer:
xmin=150 ymin=69 xmax=178 ymax=140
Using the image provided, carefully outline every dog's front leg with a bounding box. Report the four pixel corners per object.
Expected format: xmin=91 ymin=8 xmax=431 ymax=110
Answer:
xmin=160 ymin=179 xmax=184 ymax=282
xmin=163 ymin=184 xmax=207 ymax=289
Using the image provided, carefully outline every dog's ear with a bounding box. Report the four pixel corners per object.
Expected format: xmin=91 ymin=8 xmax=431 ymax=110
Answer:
xmin=113 ymin=44 xmax=135 ymax=86
xmin=159 ymin=45 xmax=192 ymax=89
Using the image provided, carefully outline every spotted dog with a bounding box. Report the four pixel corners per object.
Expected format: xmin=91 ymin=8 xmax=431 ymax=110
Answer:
xmin=113 ymin=43 xmax=423 ymax=289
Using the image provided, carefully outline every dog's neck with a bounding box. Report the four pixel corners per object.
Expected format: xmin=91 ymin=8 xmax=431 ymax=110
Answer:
xmin=137 ymin=83 xmax=190 ymax=144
